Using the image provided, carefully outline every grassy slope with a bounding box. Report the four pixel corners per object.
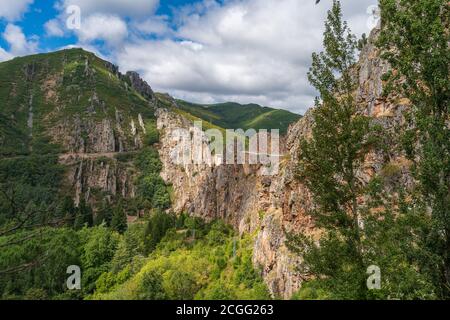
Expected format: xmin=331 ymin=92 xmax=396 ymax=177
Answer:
xmin=156 ymin=93 xmax=225 ymax=133
xmin=0 ymin=48 xmax=155 ymax=157
xmin=175 ymin=100 xmax=301 ymax=134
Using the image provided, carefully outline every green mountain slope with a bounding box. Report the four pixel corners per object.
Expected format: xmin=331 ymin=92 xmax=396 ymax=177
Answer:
xmin=175 ymin=100 xmax=301 ymax=134
xmin=0 ymin=49 xmax=270 ymax=300
xmin=0 ymin=48 xmax=155 ymax=157
xmin=0 ymin=48 xmax=170 ymax=216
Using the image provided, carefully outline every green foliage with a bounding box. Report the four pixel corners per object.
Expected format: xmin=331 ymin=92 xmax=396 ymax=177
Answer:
xmin=110 ymin=200 xmax=127 ymax=234
xmin=94 ymin=200 xmax=113 ymax=226
xmin=111 ymin=224 xmax=146 ymax=272
xmin=0 ymin=208 xmax=268 ymax=301
xmin=135 ymin=147 xmax=171 ymax=210
xmin=289 ymin=0 xmax=437 ymax=300
xmin=291 ymin=281 xmax=332 ymax=300
xmin=135 ymin=147 xmax=162 ymax=173
xmin=0 ymin=225 xmax=124 ymax=299
xmin=289 ymin=200 xmax=437 ymax=299
xmin=0 ymin=227 xmax=81 ymax=299
xmin=79 ymin=226 xmax=120 ymax=294
xmin=357 ymin=33 xmax=368 ymax=51
xmin=93 ymin=219 xmax=269 ymax=300
xmin=144 ymin=211 xmax=176 ymax=253
xmin=24 ymin=288 xmax=48 ymax=300
xmin=137 ymin=270 xmax=167 ymax=300
xmin=291 ymin=0 xmax=372 ymax=298
xmin=163 ymin=269 xmax=199 ymax=300
xmin=0 ymin=155 xmax=64 ymax=227
xmin=144 ymin=121 xmax=159 ymax=146
xmin=198 ymin=233 xmax=270 ymax=300
xmin=378 ymin=0 xmax=450 ymax=298
xmin=175 ymin=100 xmax=301 ymax=135
xmin=74 ymin=199 xmax=94 ymax=230
xmin=206 ymin=220 xmax=232 ymax=246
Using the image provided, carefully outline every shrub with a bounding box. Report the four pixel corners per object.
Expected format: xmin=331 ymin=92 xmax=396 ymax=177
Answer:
xmin=144 ymin=122 xmax=160 ymax=146
xmin=144 ymin=211 xmax=175 ymax=253
xmin=163 ymin=270 xmax=199 ymax=300
xmin=137 ymin=270 xmax=166 ymax=300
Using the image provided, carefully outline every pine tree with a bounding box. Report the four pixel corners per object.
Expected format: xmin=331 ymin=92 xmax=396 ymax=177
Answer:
xmin=74 ymin=198 xmax=93 ymax=230
xmin=111 ymin=200 xmax=127 ymax=234
xmin=378 ymin=0 xmax=450 ymax=298
xmin=144 ymin=210 xmax=174 ymax=253
xmin=94 ymin=200 xmax=113 ymax=226
xmin=60 ymin=195 xmax=76 ymax=225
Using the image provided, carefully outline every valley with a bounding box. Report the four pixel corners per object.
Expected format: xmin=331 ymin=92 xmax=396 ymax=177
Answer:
xmin=0 ymin=0 xmax=448 ymax=301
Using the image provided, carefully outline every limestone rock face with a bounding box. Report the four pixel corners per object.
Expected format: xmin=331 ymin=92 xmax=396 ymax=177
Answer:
xmin=61 ymin=156 xmax=136 ymax=206
xmin=154 ymin=27 xmax=414 ymax=299
xmin=51 ymin=113 xmax=147 ymax=154
xmin=51 ymin=112 xmax=147 ymax=208
xmin=126 ymin=71 xmax=155 ymax=101
xmin=155 ymin=105 xmax=315 ymax=299
xmin=104 ymin=61 xmax=155 ymax=102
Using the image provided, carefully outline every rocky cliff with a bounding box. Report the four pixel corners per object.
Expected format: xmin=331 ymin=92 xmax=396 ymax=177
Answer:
xmin=154 ymin=27 xmax=412 ymax=299
xmin=0 ymin=28 xmax=411 ymax=299
xmin=0 ymin=48 xmax=157 ymax=208
xmin=155 ymin=97 xmax=313 ymax=299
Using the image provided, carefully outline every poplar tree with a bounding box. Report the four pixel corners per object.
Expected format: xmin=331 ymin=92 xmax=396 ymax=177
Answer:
xmin=378 ymin=0 xmax=450 ymax=298
xmin=289 ymin=0 xmax=376 ymax=298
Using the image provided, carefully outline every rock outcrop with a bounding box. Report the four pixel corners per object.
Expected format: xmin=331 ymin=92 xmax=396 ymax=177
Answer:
xmin=154 ymin=27 xmax=413 ymax=299
xmin=60 ymin=155 xmax=137 ymax=206
xmin=104 ymin=60 xmax=155 ymax=102
xmin=155 ymin=103 xmax=314 ymax=299
xmin=53 ymin=111 xmax=148 ymax=207
xmin=126 ymin=71 xmax=155 ymax=101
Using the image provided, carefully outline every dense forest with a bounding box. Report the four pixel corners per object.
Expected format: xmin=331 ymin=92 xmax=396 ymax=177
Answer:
xmin=0 ymin=124 xmax=270 ymax=299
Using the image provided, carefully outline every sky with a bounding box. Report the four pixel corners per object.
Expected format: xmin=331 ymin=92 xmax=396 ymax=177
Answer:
xmin=0 ymin=0 xmax=379 ymax=114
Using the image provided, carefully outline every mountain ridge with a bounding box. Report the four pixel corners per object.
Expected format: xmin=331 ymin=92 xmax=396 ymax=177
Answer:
xmin=174 ymin=99 xmax=301 ymax=134
xmin=0 ymin=28 xmax=409 ymax=299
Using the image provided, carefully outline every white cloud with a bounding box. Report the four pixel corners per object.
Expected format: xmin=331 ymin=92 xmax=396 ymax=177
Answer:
xmin=56 ymin=0 xmax=159 ymax=18
xmin=75 ymin=14 xmax=128 ymax=46
xmin=114 ymin=0 xmax=377 ymax=114
xmin=49 ymin=0 xmax=377 ymax=114
xmin=176 ymin=0 xmax=325 ymax=64
xmin=132 ymin=16 xmax=171 ymax=36
xmin=0 ymin=0 xmax=34 ymax=21
xmin=44 ymin=19 xmax=65 ymax=37
xmin=0 ymin=47 xmax=14 ymax=62
xmin=59 ymin=43 xmax=107 ymax=60
xmin=0 ymin=0 xmax=379 ymax=114
xmin=2 ymin=24 xmax=38 ymax=56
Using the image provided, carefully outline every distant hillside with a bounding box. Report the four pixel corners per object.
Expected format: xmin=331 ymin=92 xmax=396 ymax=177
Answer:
xmin=174 ymin=100 xmax=301 ymax=134
xmin=0 ymin=48 xmax=156 ymax=157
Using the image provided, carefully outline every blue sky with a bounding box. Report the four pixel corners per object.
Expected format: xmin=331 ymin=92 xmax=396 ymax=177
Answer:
xmin=0 ymin=2 xmax=65 ymax=50
xmin=0 ymin=1 xmax=200 ymax=53
xmin=0 ymin=0 xmax=378 ymax=114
